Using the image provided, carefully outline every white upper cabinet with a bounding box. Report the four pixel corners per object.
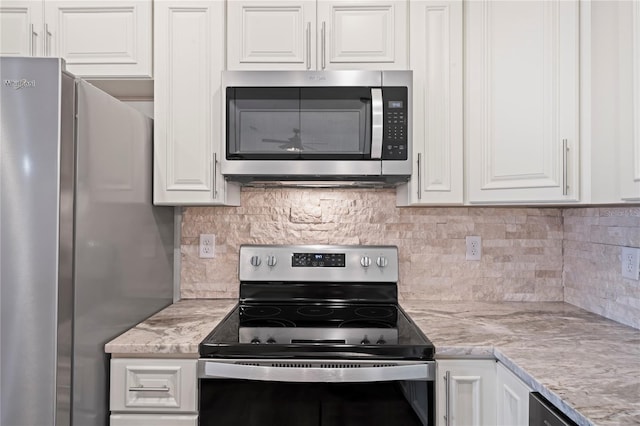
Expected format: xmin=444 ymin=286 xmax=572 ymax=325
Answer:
xmin=620 ymin=0 xmax=640 ymax=202
xmin=153 ymin=0 xmax=239 ymax=206
xmin=227 ymin=0 xmax=316 ymax=70
xmin=0 ymin=0 xmax=152 ymax=78
xmin=465 ymin=0 xmax=580 ymax=204
xmin=0 ymin=0 xmax=42 ymax=56
xmin=398 ymin=0 xmax=463 ymax=206
xmin=45 ymin=0 xmax=152 ymax=78
xmin=227 ymin=0 xmax=407 ymax=70
xmin=317 ymin=0 xmax=406 ymax=69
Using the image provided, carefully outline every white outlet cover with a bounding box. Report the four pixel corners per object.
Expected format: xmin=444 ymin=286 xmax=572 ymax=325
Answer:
xmin=199 ymin=234 xmax=215 ymax=259
xmin=466 ymin=236 xmax=482 ymax=261
xmin=621 ymin=247 xmax=640 ymax=280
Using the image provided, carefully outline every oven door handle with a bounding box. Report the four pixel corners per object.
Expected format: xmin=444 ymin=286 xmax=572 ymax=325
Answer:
xmin=201 ymin=361 xmax=434 ymax=383
xmin=371 ymin=88 xmax=384 ymax=159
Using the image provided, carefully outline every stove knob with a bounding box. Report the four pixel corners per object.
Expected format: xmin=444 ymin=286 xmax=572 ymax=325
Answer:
xmin=266 ymin=338 xmax=276 ymax=344
xmin=376 ymin=337 xmax=386 ymax=345
xmin=376 ymin=256 xmax=388 ymax=268
xmin=266 ymin=255 xmax=277 ymax=267
xmin=250 ymin=338 xmax=261 ymax=344
xmin=360 ymin=337 xmax=370 ymax=345
xmin=250 ymin=255 xmax=262 ymax=267
xmin=360 ymin=256 xmax=372 ymax=268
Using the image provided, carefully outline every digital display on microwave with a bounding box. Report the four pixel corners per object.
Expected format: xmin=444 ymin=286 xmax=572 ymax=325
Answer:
xmin=388 ymin=101 xmax=403 ymax=109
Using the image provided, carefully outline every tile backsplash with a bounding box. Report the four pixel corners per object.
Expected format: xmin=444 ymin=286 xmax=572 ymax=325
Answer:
xmin=563 ymin=208 xmax=640 ymax=329
xmin=180 ymin=188 xmax=564 ymax=303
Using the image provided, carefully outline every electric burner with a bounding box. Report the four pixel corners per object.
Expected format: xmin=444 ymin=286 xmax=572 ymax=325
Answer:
xmin=240 ymin=318 xmax=296 ymax=328
xmin=241 ymin=306 xmax=282 ymax=317
xmin=338 ymin=319 xmax=395 ymax=328
xmin=355 ymin=307 xmax=395 ymax=318
xmin=296 ymin=306 xmax=334 ymax=317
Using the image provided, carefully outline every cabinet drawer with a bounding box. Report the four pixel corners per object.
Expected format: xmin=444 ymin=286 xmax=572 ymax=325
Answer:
xmin=110 ymin=413 xmax=198 ymax=426
xmin=110 ymin=359 xmax=197 ymax=413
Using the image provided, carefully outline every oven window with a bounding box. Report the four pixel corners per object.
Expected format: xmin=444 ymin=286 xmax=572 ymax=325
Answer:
xmin=199 ymin=380 xmax=431 ymax=426
xmin=226 ymin=87 xmax=372 ymax=160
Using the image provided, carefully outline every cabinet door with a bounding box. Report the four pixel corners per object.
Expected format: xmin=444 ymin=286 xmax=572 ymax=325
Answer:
xmin=465 ymin=0 xmax=580 ymax=204
xmin=110 ymin=359 xmax=197 ymax=413
xmin=43 ymin=0 xmax=152 ymax=77
xmin=227 ymin=0 xmax=316 ymax=70
xmin=317 ymin=0 xmax=407 ymax=70
xmin=398 ymin=0 xmax=462 ymax=206
xmin=154 ymin=0 xmax=240 ymax=206
xmin=496 ymin=363 xmax=531 ymax=426
xmin=0 ymin=0 xmax=42 ymax=56
xmin=621 ymin=0 xmax=640 ymax=201
xmin=436 ymin=359 xmax=496 ymax=426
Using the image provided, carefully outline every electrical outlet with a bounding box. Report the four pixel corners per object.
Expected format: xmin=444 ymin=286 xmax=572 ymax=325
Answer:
xmin=466 ymin=236 xmax=482 ymax=261
xmin=621 ymin=247 xmax=640 ymax=280
xmin=199 ymin=234 xmax=215 ymax=259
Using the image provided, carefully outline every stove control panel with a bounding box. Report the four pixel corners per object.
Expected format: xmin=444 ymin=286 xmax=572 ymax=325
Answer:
xmin=240 ymin=245 xmax=399 ymax=283
xmin=293 ymin=252 xmax=346 ymax=268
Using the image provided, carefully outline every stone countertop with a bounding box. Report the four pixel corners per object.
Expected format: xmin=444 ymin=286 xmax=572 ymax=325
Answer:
xmin=401 ymin=301 xmax=640 ymax=426
xmin=105 ymin=299 xmax=639 ymax=425
xmin=105 ymin=299 xmax=237 ymax=356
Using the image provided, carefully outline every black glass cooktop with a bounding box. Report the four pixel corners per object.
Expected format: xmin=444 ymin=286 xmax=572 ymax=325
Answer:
xmin=199 ymin=304 xmax=434 ymax=360
xmin=239 ymin=303 xmax=399 ymax=328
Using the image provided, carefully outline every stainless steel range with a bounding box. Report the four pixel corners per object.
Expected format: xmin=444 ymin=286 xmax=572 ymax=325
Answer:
xmin=198 ymin=245 xmax=435 ymax=426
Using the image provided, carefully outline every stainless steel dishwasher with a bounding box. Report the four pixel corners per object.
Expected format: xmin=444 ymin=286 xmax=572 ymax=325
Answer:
xmin=529 ymin=392 xmax=579 ymax=426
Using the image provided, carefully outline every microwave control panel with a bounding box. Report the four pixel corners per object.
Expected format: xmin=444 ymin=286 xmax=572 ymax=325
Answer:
xmin=382 ymin=87 xmax=408 ymax=160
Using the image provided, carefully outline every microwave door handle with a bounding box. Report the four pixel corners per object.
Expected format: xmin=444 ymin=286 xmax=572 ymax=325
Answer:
xmin=371 ymin=88 xmax=383 ymax=159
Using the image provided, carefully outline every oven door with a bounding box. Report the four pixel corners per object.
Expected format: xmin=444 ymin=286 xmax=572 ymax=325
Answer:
xmin=198 ymin=359 xmax=435 ymax=426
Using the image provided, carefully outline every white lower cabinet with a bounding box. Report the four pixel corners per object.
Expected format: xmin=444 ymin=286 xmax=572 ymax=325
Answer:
xmin=436 ymin=359 xmax=496 ymax=426
xmin=110 ymin=358 xmax=198 ymax=425
xmin=496 ymin=362 xmax=531 ymax=426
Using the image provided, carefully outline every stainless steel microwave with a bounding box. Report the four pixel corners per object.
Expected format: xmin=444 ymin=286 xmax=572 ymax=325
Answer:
xmin=221 ymin=70 xmax=412 ymax=186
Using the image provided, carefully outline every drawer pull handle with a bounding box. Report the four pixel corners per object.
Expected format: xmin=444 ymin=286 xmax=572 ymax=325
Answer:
xmin=129 ymin=385 xmax=170 ymax=392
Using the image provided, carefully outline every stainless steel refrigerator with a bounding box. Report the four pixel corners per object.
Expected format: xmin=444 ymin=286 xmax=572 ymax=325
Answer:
xmin=0 ymin=57 xmax=174 ymax=426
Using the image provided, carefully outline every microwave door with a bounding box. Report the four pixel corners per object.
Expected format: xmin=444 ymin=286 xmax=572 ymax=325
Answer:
xmin=227 ymin=87 xmax=302 ymax=159
xmin=298 ymin=87 xmax=372 ymax=160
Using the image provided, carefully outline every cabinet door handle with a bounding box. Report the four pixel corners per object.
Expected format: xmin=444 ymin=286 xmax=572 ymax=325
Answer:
xmin=562 ymin=139 xmax=569 ymax=196
xmin=444 ymin=370 xmax=451 ymax=426
xmin=417 ymin=153 xmax=422 ymax=200
xmin=306 ymin=22 xmax=311 ymax=69
xmin=213 ymin=153 xmax=218 ymax=199
xmin=45 ymin=23 xmax=52 ymax=56
xmin=30 ymin=24 xmax=37 ymax=56
xmin=129 ymin=386 xmax=170 ymax=392
xmin=321 ymin=21 xmax=326 ymax=69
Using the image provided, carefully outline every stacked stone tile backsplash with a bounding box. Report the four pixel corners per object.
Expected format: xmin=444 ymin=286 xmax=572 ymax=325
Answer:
xmin=180 ymin=188 xmax=565 ymax=302
xmin=563 ymin=207 xmax=640 ymax=329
